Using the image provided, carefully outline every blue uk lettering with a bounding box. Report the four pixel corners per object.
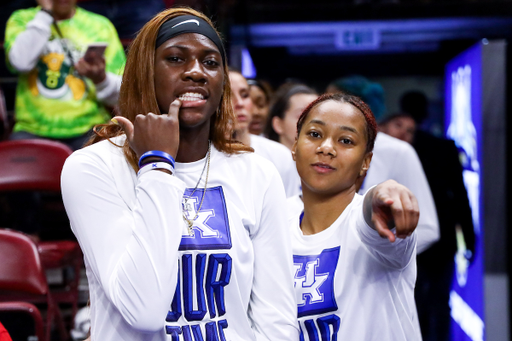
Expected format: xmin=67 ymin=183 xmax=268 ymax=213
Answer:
xmin=183 ymin=254 xmax=207 ymax=321
xmin=166 ymin=320 xmax=228 ymax=341
xmin=166 ymin=253 xmax=232 ymax=339
xmin=205 ymin=254 xmax=232 ymax=318
xmin=180 ymin=187 xmax=232 ymax=251
xmin=295 ymin=258 xmax=329 ymax=305
xmin=294 ymin=247 xmax=340 ymax=317
xmin=299 ymin=314 xmax=340 ymax=341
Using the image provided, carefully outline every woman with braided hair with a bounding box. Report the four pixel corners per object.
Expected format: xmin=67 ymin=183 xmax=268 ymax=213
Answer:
xmin=61 ymin=7 xmax=297 ymax=341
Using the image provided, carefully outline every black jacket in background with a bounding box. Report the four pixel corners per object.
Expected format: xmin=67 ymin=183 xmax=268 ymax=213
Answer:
xmin=413 ymin=130 xmax=475 ymax=272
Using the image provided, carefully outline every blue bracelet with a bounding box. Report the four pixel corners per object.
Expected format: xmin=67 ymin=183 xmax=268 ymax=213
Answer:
xmin=138 ymin=150 xmax=176 ymax=168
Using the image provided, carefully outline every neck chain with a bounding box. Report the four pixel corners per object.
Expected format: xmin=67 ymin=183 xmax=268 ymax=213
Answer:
xmin=182 ymin=141 xmax=212 ymax=236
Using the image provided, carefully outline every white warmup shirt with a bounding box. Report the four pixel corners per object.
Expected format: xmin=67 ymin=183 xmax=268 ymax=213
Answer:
xmin=61 ymin=136 xmax=298 ymax=341
xmin=250 ymin=134 xmax=301 ymax=198
xmin=291 ymin=193 xmax=421 ymax=341
xmin=360 ymin=132 xmax=439 ymax=254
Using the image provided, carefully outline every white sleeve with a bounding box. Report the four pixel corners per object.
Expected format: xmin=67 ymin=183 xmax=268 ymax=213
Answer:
xmin=282 ymin=161 xmax=301 ymax=198
xmin=95 ymin=72 xmax=122 ymax=106
xmin=356 ymin=198 xmax=417 ymax=270
xmin=393 ymin=144 xmax=439 ymax=254
xmin=249 ymin=166 xmax=299 ymax=340
xmin=61 ymin=151 xmax=186 ymax=332
xmin=8 ymin=10 xmax=53 ymax=72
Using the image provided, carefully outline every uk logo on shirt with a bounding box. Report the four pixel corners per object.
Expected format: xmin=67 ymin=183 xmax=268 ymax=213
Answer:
xmin=293 ymin=247 xmax=340 ymax=317
xmin=180 ymin=186 xmax=232 ymax=250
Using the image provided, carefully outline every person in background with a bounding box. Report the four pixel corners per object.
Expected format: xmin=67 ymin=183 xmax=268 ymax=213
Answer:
xmin=4 ymin=0 xmax=126 ymax=150
xmin=230 ymin=70 xmax=300 ymax=197
xmin=400 ymin=90 xmax=475 ymax=341
xmin=247 ymin=78 xmax=272 ymax=136
xmin=326 ymin=75 xmax=386 ymax=121
xmin=267 ymin=83 xmax=318 ymax=151
xmin=265 ymin=83 xmax=318 ymax=199
xmin=326 ymin=76 xmax=439 ymax=255
xmin=379 ymin=112 xmax=416 ymax=144
xmin=290 ymin=92 xmax=421 ymax=340
xmin=78 ymin=0 xmax=165 ymax=40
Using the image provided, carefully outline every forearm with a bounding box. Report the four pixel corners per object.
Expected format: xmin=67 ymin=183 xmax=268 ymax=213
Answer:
xmin=95 ymin=72 xmax=122 ymax=106
xmin=8 ymin=10 xmax=52 ymax=72
xmin=62 ymin=151 xmax=185 ymax=331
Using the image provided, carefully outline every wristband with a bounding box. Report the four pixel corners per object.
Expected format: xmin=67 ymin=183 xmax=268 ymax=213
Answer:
xmin=138 ymin=150 xmax=175 ymax=168
xmin=137 ymin=161 xmax=174 ymax=177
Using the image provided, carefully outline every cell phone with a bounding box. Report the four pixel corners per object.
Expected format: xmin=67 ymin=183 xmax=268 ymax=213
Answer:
xmin=84 ymin=43 xmax=108 ymax=63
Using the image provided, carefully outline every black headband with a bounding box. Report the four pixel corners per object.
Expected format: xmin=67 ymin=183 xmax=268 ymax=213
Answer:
xmin=156 ymin=15 xmax=226 ymax=63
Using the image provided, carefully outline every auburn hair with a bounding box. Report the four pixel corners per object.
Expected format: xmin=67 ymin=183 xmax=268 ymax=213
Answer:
xmin=86 ymin=7 xmax=251 ymax=171
xmin=296 ymin=92 xmax=377 ymax=153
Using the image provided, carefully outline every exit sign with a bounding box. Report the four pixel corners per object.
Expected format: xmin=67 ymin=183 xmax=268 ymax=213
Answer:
xmin=335 ymin=28 xmax=381 ymax=50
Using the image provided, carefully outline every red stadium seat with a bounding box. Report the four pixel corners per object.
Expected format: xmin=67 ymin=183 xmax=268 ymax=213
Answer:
xmin=0 ymin=140 xmax=83 ymax=329
xmin=0 ymin=230 xmax=67 ymax=341
xmin=0 ymin=139 xmax=72 ymax=192
xmin=0 ymin=302 xmax=44 ymax=341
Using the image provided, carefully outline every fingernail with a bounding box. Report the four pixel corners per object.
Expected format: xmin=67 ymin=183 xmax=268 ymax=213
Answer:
xmin=172 ymin=99 xmax=181 ymax=105
xmin=111 ymin=118 xmax=119 ymax=125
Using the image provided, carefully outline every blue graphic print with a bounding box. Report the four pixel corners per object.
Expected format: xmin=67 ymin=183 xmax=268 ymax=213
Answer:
xmin=293 ymin=247 xmax=340 ymax=318
xmin=180 ymin=186 xmax=232 ymax=250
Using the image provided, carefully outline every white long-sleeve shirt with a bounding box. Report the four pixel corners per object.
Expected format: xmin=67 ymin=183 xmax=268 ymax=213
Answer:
xmin=291 ymin=193 xmax=421 ymax=340
xmin=8 ymin=10 xmax=121 ymax=106
xmin=250 ymin=134 xmax=301 ymax=198
xmin=61 ymin=136 xmax=299 ymax=341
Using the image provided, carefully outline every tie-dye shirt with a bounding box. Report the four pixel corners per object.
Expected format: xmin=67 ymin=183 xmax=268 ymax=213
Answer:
xmin=5 ymin=7 xmax=125 ymax=138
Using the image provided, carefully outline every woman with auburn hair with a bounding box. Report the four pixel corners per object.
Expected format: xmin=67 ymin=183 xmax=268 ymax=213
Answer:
xmin=267 ymin=83 xmax=318 ymax=150
xmin=61 ymin=7 xmax=298 ymax=341
xmin=290 ymin=92 xmax=422 ymax=340
xmin=247 ymin=78 xmax=273 ymax=136
xmin=229 ymin=70 xmax=300 ymax=197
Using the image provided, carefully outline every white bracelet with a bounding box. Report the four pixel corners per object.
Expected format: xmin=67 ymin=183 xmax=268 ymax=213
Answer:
xmin=137 ymin=161 xmax=174 ymax=177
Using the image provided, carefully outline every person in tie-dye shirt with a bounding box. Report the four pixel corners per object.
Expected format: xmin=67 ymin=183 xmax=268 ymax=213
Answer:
xmin=5 ymin=0 xmax=125 ymax=150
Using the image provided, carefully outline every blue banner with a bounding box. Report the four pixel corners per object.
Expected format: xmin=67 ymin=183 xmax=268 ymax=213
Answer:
xmin=445 ymin=42 xmax=485 ymax=341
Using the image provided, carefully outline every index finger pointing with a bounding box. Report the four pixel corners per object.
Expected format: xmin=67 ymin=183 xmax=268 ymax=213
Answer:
xmin=373 ymin=214 xmax=396 ymax=243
